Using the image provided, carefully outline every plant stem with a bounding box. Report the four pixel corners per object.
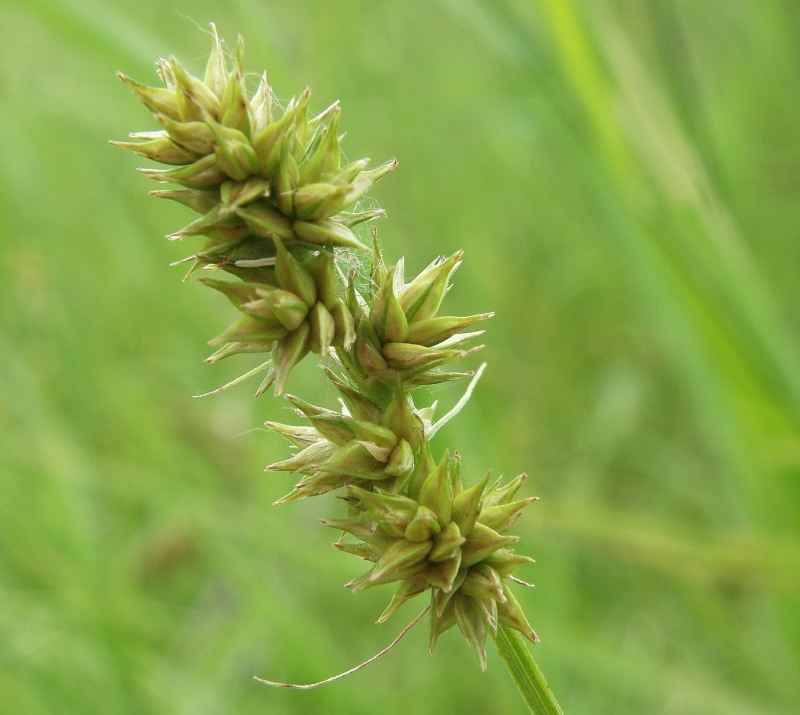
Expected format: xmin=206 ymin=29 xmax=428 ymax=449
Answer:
xmin=493 ymin=626 xmax=563 ymax=714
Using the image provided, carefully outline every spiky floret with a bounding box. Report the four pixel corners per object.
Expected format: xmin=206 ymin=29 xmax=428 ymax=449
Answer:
xmin=199 ymin=239 xmax=355 ymax=394
xmin=266 ymin=383 xmax=424 ymax=502
xmin=339 ymin=244 xmax=494 ymax=395
xmin=325 ymin=451 xmax=539 ymax=669
xmin=115 ymin=26 xmax=395 ymax=253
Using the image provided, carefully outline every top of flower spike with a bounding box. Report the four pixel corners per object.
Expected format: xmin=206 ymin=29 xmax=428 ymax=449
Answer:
xmin=114 ymin=25 xmax=398 ymax=396
xmin=114 ymin=24 xmax=396 ymax=254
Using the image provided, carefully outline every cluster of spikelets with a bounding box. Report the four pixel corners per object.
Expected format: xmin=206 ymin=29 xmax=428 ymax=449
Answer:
xmin=114 ymin=26 xmax=394 ymax=393
xmin=267 ymin=382 xmax=539 ymax=667
xmin=115 ymin=27 xmax=537 ymax=669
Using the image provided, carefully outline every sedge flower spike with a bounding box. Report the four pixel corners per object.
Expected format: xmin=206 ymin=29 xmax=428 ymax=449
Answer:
xmin=116 ymin=27 xmax=561 ymax=711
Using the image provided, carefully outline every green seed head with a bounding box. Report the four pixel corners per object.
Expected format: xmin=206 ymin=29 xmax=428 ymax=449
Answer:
xmin=325 ymin=451 xmax=538 ymax=668
xmin=344 ymin=253 xmax=491 ymax=388
xmin=265 ymin=385 xmax=424 ymax=499
xmin=116 ymin=28 xmax=393 ymax=250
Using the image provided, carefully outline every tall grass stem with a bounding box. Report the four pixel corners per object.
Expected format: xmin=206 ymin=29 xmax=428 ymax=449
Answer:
xmin=494 ymin=628 xmax=563 ymax=715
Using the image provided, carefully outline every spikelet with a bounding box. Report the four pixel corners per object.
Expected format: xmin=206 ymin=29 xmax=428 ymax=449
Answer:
xmin=266 ymin=385 xmax=423 ymax=501
xmin=340 ymin=245 xmax=493 ymax=392
xmin=328 ymin=452 xmax=539 ymax=670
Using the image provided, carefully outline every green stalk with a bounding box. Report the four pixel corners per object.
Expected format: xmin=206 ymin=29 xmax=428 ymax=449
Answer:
xmin=493 ymin=627 xmax=563 ymax=715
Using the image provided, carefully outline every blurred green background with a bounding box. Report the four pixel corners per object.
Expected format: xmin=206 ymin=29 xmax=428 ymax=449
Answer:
xmin=2 ymin=0 xmax=799 ymax=712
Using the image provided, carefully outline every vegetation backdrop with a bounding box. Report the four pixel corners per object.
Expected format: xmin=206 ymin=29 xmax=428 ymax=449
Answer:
xmin=2 ymin=1 xmax=799 ymax=713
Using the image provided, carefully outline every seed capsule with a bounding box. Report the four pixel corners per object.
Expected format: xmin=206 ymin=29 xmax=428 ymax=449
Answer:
xmin=259 ymin=288 xmax=309 ymax=331
xmin=206 ymin=118 xmax=259 ymax=181
xmin=155 ymin=113 xmax=216 ymax=154
xmin=138 ymin=153 xmax=226 ymax=188
xmin=398 ymin=251 xmax=462 ymax=322
xmin=273 ymin=238 xmax=317 ymax=306
xmin=308 ymin=301 xmax=335 ymax=354
xmin=293 ymin=219 xmax=368 ymax=251
xmin=235 ymin=201 xmax=294 ymax=240
xmin=110 ymin=136 xmax=197 ymax=165
xmin=117 ymin=72 xmax=181 ymax=119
